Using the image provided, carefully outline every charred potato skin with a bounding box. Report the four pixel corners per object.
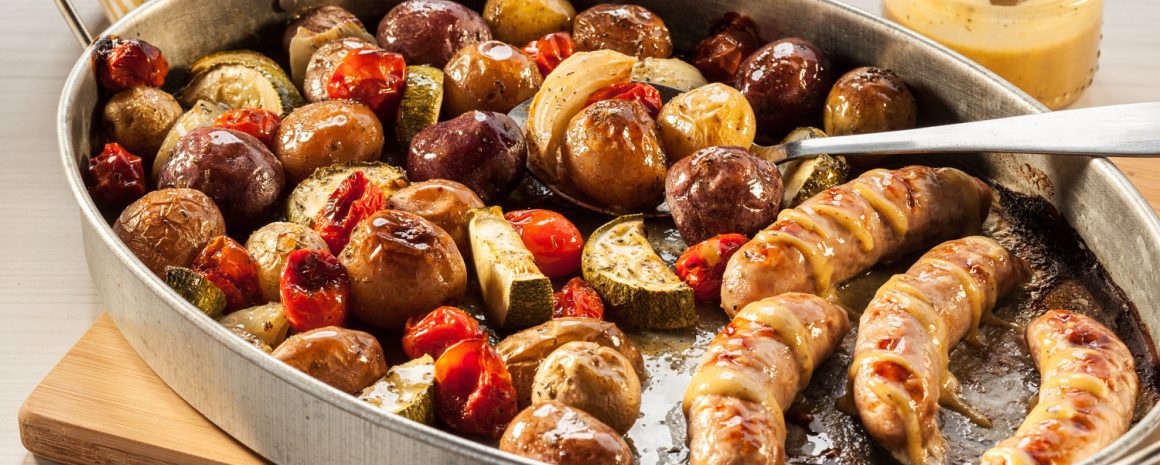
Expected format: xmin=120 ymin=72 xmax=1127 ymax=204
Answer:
xmin=158 ymin=127 xmax=286 ymax=221
xmin=113 ymin=188 xmax=227 ymax=278
xmin=665 ymin=145 xmax=783 ymax=244
xmin=483 ymin=0 xmax=577 ymax=46
xmin=339 ymin=210 xmax=467 ymax=330
xmin=302 ymin=37 xmax=378 ymax=103
xmin=375 ymin=0 xmax=492 ymax=68
xmin=530 ymin=341 xmax=642 ymax=434
xmin=245 ymin=222 xmax=330 ymax=302
xmin=406 ymin=111 xmax=526 ymax=204
xmin=388 ymin=179 xmax=485 ymax=254
xmin=573 ymin=4 xmax=672 ymax=59
xmin=561 ymin=99 xmax=667 ymax=213
xmin=500 ymin=401 xmax=632 ymax=465
xmin=735 ymin=37 xmax=833 ymax=137
xmin=274 ymin=100 xmax=385 ymax=183
xmin=102 ymin=86 xmax=183 ymax=160
xmin=443 ymin=41 xmax=543 ymax=116
xmin=272 ymin=326 xmax=388 ymax=395
xmin=824 ymin=66 xmax=917 ymax=136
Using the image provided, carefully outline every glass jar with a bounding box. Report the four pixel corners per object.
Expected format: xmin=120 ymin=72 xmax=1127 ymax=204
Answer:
xmin=883 ymin=0 xmax=1103 ymax=109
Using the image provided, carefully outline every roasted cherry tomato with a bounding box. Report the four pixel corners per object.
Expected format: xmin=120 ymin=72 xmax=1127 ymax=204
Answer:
xmin=503 ymin=209 xmax=583 ymax=279
xmin=92 ymin=36 xmax=169 ymax=93
xmin=585 ymin=82 xmax=663 ymax=119
xmin=693 ymin=13 xmax=763 ymax=83
xmin=403 ymin=306 xmax=486 ymax=360
xmin=327 ymin=48 xmax=408 ymax=119
xmin=213 ymin=109 xmax=282 ymax=148
xmin=280 ymin=249 xmax=350 ymax=332
xmin=192 ymin=236 xmax=262 ymax=311
xmin=675 ymin=233 xmax=748 ymax=301
xmin=313 ymin=171 xmax=387 ymax=253
xmin=552 ymin=278 xmax=604 ymax=319
xmin=434 ymin=339 xmax=518 ymax=438
xmin=522 ymin=32 xmax=575 ymax=77
xmin=87 ymin=142 xmax=146 ymax=207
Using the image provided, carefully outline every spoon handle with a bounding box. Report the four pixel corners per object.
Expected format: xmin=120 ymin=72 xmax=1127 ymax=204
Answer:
xmin=772 ymin=102 xmax=1160 ymax=162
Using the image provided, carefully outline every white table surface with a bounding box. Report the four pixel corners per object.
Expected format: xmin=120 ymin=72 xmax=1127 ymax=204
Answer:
xmin=1 ymin=1 xmax=1158 ymax=464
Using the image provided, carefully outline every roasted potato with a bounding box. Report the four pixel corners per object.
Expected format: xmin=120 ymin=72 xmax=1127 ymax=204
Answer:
xmin=483 ymin=0 xmax=576 ymax=46
xmin=283 ymin=5 xmax=376 ymax=86
xmin=113 ymin=188 xmax=226 ymax=277
xmin=376 ymin=0 xmax=492 ymax=68
xmin=665 ymin=146 xmax=783 ymax=244
xmin=657 ymin=83 xmax=757 ymax=163
xmin=219 ymin=302 xmax=291 ymax=348
xmin=530 ymin=341 xmax=641 ymax=434
xmin=500 ymin=402 xmax=632 ymax=465
xmin=272 ymin=326 xmax=388 ymax=394
xmin=245 ymin=222 xmax=330 ymax=302
xmin=339 ymin=210 xmax=467 ymax=330
xmin=388 ymin=179 xmax=484 ymax=254
xmin=443 ymin=41 xmax=543 ymax=115
xmin=302 ymin=37 xmax=378 ymax=103
xmin=824 ymin=66 xmax=917 ymax=136
xmin=735 ymin=37 xmax=832 ymax=137
xmin=693 ymin=12 xmax=764 ymax=83
xmin=274 ymin=100 xmax=385 ymax=183
xmin=102 ymin=86 xmax=183 ymax=160
xmin=407 ymin=111 xmax=526 ymax=204
xmin=158 ymin=128 xmax=286 ymax=221
xmin=496 ymin=317 xmax=645 ymax=407
xmin=153 ymin=99 xmax=230 ymax=180
xmin=573 ymin=4 xmax=671 ymax=59
xmin=561 ymin=99 xmax=667 ymax=213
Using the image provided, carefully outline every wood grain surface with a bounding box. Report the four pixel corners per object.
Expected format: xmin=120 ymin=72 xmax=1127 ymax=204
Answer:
xmin=2 ymin=0 xmax=1159 ymax=464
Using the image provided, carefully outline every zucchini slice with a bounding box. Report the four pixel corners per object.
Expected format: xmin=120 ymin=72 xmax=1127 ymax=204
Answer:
xmin=779 ymin=127 xmax=851 ymax=207
xmin=582 ymin=215 xmax=696 ymax=329
xmin=358 ymin=355 xmax=436 ymax=424
xmin=285 ymin=162 xmax=409 ymax=226
xmin=165 ymin=266 xmax=226 ymax=319
xmin=395 ymin=65 xmax=444 ymax=147
xmin=180 ymin=50 xmax=304 ymax=117
xmin=467 ymin=206 xmax=554 ymax=330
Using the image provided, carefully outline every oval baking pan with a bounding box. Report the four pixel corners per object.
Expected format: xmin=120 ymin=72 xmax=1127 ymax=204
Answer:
xmin=56 ymin=1 xmax=1160 ymax=464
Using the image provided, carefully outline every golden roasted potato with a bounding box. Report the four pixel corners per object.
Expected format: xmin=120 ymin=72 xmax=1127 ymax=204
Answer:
xmin=387 ymin=179 xmax=485 ymax=254
xmin=573 ymin=4 xmax=671 ymax=59
xmin=103 ymin=86 xmax=183 ymax=159
xmin=274 ymin=100 xmax=385 ymax=183
xmin=657 ymin=83 xmax=757 ymax=163
xmin=530 ymin=341 xmax=642 ymax=434
xmin=483 ymin=0 xmax=577 ymax=46
xmin=500 ymin=402 xmax=632 ymax=465
xmin=824 ymin=66 xmax=917 ymax=136
xmin=443 ymin=41 xmax=543 ymax=115
xmin=113 ymin=188 xmax=226 ymax=277
xmin=272 ymin=326 xmax=388 ymax=394
xmin=561 ymin=99 xmax=667 ymax=213
xmin=245 ymin=222 xmax=330 ymax=302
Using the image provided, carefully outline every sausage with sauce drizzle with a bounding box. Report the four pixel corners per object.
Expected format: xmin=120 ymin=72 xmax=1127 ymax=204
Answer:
xmin=684 ymin=292 xmax=850 ymax=465
xmin=850 ymin=236 xmax=1024 ymax=465
xmin=720 ymin=166 xmax=993 ymax=316
xmin=979 ymin=310 xmax=1138 ymax=465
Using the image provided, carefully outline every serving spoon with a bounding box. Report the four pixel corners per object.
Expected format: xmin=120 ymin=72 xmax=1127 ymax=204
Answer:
xmin=509 ymin=84 xmax=1160 ymax=217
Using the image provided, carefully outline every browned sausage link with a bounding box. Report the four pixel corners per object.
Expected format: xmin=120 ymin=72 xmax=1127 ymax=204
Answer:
xmin=685 ymin=293 xmax=850 ymax=465
xmin=720 ymin=166 xmax=992 ymax=316
xmin=979 ymin=310 xmax=1138 ymax=465
xmin=850 ymin=236 xmax=1023 ymax=465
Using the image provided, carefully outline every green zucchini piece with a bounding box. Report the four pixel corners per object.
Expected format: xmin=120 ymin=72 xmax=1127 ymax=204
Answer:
xmin=467 ymin=206 xmax=554 ymax=330
xmin=285 ymin=162 xmax=409 ymax=226
xmin=779 ymin=127 xmax=851 ymax=207
xmin=395 ymin=65 xmax=444 ymax=147
xmin=180 ymin=50 xmax=304 ymax=117
xmin=165 ymin=266 xmax=226 ymax=319
xmin=582 ymin=215 xmax=696 ymax=329
xmin=358 ymin=355 xmax=436 ymax=424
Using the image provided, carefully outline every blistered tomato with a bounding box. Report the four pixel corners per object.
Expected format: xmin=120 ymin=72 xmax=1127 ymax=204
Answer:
xmin=87 ymin=142 xmax=145 ymax=207
xmin=213 ymin=109 xmax=282 ymax=148
xmin=675 ymin=233 xmax=749 ymax=301
xmin=92 ymin=36 xmax=169 ymax=93
xmin=403 ymin=306 xmax=485 ymax=360
xmin=434 ymin=339 xmax=518 ymax=438
xmin=585 ymin=82 xmax=663 ymax=119
xmin=280 ymin=249 xmax=350 ymax=332
xmin=313 ymin=171 xmax=386 ymax=253
xmin=503 ymin=209 xmax=583 ymax=279
xmin=522 ymin=32 xmax=575 ymax=77
xmin=327 ymin=48 xmax=407 ymax=119
xmin=552 ymin=278 xmax=604 ymax=319
xmin=192 ymin=236 xmax=263 ymax=311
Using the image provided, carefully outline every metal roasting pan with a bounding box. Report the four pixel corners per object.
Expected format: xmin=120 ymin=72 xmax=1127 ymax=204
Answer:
xmin=57 ymin=0 xmax=1160 ymax=464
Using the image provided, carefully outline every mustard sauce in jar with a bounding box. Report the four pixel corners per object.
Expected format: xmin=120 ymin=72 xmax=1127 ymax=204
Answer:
xmin=884 ymin=0 xmax=1102 ymax=109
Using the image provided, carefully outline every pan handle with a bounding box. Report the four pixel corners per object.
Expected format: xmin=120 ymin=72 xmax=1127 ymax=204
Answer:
xmin=54 ymin=0 xmax=94 ymax=47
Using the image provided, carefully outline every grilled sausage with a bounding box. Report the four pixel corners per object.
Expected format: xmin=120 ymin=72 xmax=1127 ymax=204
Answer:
xmin=979 ymin=310 xmax=1138 ymax=465
xmin=720 ymin=166 xmax=992 ymax=316
xmin=684 ymin=292 xmax=850 ymax=465
xmin=850 ymin=236 xmax=1024 ymax=465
